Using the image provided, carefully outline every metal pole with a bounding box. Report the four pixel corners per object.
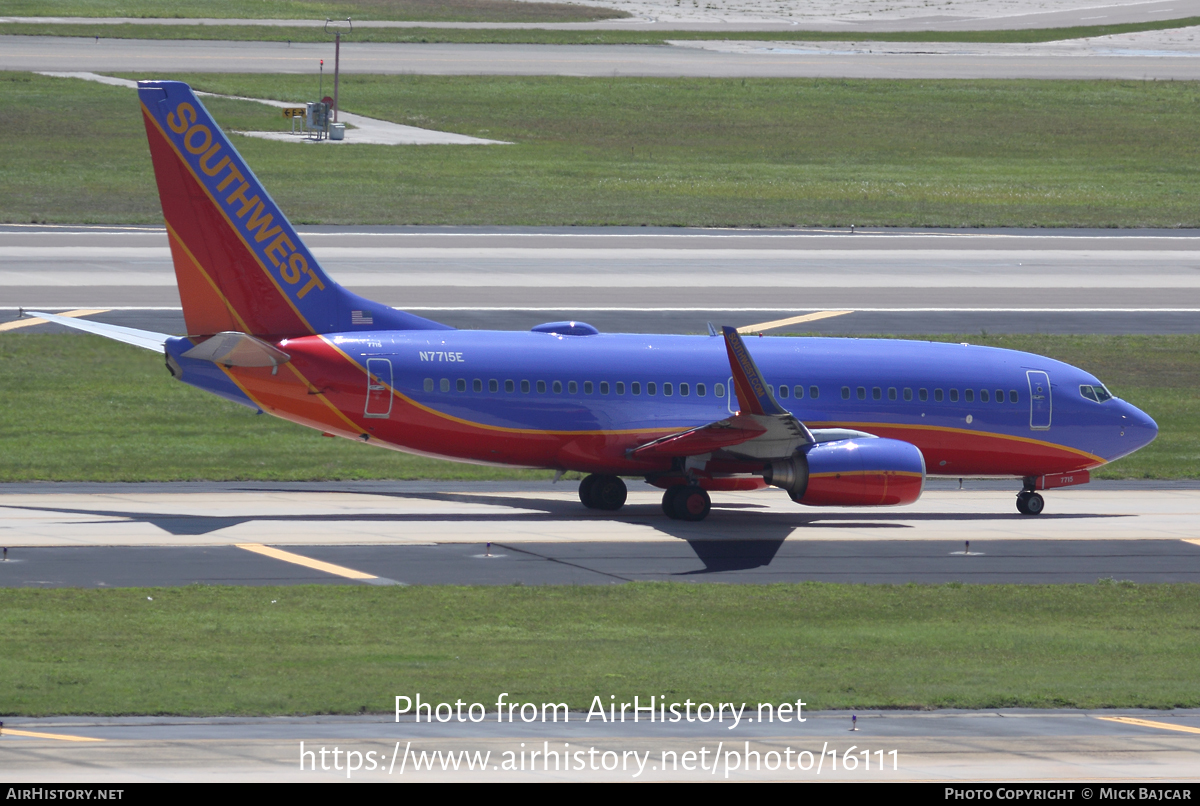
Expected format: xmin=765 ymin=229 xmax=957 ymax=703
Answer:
xmin=333 ymin=32 xmax=340 ymax=123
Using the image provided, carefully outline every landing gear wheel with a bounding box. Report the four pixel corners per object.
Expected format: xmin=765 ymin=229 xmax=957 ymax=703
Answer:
xmin=591 ymin=475 xmax=627 ymax=511
xmin=1016 ymin=491 xmax=1045 ymax=516
xmin=579 ymin=474 xmax=599 ymax=509
xmin=673 ymin=485 xmax=711 ymax=522
xmin=662 ymin=486 xmax=686 ymax=518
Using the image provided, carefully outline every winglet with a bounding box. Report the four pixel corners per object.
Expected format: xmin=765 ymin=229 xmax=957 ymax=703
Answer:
xmin=721 ymin=326 xmax=788 ymax=416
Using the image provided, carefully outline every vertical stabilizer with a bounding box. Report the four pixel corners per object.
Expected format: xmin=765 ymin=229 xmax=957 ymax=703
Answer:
xmin=138 ymin=80 xmax=449 ymax=338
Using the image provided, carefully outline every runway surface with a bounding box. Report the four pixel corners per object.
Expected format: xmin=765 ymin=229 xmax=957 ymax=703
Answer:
xmin=8 ymin=36 xmax=1200 ymax=79
xmin=4 ymin=226 xmax=1198 ymax=334
xmin=2 ymin=481 xmax=1198 ymax=586
xmin=2 ymin=709 xmax=1199 ymax=781
xmin=4 ymin=0 xmax=1193 ymax=30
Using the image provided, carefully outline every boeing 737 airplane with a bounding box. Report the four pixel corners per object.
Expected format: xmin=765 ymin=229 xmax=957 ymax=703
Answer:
xmin=29 ymin=81 xmax=1159 ymax=521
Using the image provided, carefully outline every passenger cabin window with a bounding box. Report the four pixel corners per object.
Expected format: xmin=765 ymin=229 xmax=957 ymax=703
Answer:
xmin=537 ymin=380 xmax=546 ymax=393
xmin=715 ymin=383 xmax=725 ymax=398
xmin=980 ymin=389 xmax=990 ymax=402
xmin=888 ymin=387 xmax=897 ymax=401
xmin=919 ymin=388 xmax=928 ymax=402
xmin=1010 ymin=390 xmax=1019 ymax=403
xmin=680 ymin=383 xmax=689 ymax=396
xmin=616 ymin=382 xmax=625 ymax=395
xmin=697 ymin=383 xmax=706 ymax=397
xmin=632 ymin=382 xmax=641 ymax=395
xmin=950 ymin=389 xmax=959 ymax=402
xmin=857 ymin=387 xmax=866 ymax=400
xmin=872 ymin=387 xmax=882 ymax=401
xmin=664 ymin=383 xmax=673 ymax=396
xmin=810 ymin=386 xmax=819 ymax=399
xmin=568 ymin=381 xmax=577 ymax=394
xmin=457 ymin=379 xmax=466 ymax=392
xmin=441 ymin=379 xmax=450 ymax=392
xmin=554 ymin=381 xmax=563 ymax=394
xmin=424 ymin=378 xmax=433 ymax=392
xmin=965 ymin=389 xmax=974 ymax=403
xmin=521 ymin=380 xmax=530 ymax=393
xmin=778 ymin=385 xmax=788 ymax=399
xmin=505 ymin=380 xmax=514 ymax=393
xmin=647 ymin=382 xmax=657 ymax=395
xmin=473 ymin=379 xmax=482 ymax=393
xmin=584 ymin=381 xmax=593 ymax=394
xmin=995 ymin=389 xmax=1004 ymax=403
xmin=599 ymin=382 xmax=608 ymax=394
xmin=489 ymin=379 xmax=498 ymax=393
xmin=841 ymin=387 xmax=850 ymax=400
xmin=793 ymin=385 xmax=804 ymax=399
xmin=904 ymin=388 xmax=913 ymax=401
xmin=934 ymin=389 xmax=944 ymax=402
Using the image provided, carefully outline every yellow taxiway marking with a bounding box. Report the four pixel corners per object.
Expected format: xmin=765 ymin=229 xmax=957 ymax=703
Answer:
xmin=236 ymin=543 xmax=378 ymax=580
xmin=737 ymin=310 xmax=853 ymax=334
xmin=0 ymin=309 xmax=110 ymax=333
xmin=1 ymin=728 xmax=104 ymax=742
xmin=1098 ymin=716 xmax=1200 ymax=735
xmin=1184 ymin=539 xmax=1200 ymax=548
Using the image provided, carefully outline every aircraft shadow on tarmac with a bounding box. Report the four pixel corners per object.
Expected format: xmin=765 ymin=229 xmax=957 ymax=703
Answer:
xmin=3 ymin=495 xmax=1131 ymax=575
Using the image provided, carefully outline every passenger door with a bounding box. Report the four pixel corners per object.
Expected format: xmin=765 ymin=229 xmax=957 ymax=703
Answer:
xmin=1026 ymin=370 xmax=1051 ymax=430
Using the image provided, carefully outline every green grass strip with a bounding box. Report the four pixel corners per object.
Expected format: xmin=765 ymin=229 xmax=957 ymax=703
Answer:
xmin=3 ymin=16 xmax=1199 ymax=44
xmin=2 ymin=582 xmax=1198 ymax=715
xmin=9 ymin=71 xmax=1200 ymax=229
xmin=0 ymin=333 xmax=1193 ymax=482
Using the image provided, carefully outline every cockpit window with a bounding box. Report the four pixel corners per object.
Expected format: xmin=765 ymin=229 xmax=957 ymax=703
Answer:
xmin=1080 ymin=384 xmax=1113 ymax=403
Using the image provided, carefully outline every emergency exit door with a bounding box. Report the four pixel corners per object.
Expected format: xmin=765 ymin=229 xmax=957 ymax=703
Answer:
xmin=364 ymin=358 xmax=393 ymax=418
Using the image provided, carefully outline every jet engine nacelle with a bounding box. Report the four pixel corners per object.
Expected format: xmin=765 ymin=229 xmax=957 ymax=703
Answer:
xmin=763 ymin=437 xmax=926 ymax=507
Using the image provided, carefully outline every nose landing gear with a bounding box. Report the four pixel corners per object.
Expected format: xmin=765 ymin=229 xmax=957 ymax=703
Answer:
xmin=1016 ymin=489 xmax=1045 ymax=515
xmin=662 ymin=485 xmax=711 ymax=522
xmin=579 ymin=474 xmax=628 ymax=511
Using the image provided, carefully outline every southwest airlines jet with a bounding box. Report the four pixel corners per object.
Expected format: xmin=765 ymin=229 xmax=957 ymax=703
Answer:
xmin=31 ymin=81 xmax=1158 ymax=521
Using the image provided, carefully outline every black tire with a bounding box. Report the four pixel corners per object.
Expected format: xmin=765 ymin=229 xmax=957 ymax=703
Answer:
xmin=579 ymin=474 xmax=599 ymax=509
xmin=675 ymin=486 xmax=711 ymax=522
xmin=1024 ymin=492 xmax=1045 ymax=515
xmin=1016 ymin=491 xmax=1030 ymax=515
xmin=591 ymin=476 xmax=627 ymax=511
xmin=662 ymin=486 xmax=685 ymax=518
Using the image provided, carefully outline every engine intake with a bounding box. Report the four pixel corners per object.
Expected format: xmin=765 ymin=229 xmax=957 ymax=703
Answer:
xmin=765 ymin=438 xmax=925 ymax=507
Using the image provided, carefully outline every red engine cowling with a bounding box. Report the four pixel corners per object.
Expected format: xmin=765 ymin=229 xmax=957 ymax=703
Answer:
xmin=763 ymin=438 xmax=926 ymax=507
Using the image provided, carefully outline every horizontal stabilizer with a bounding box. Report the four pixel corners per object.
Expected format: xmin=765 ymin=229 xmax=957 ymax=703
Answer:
xmin=26 ymin=311 xmax=168 ymax=352
xmin=182 ymin=332 xmax=291 ymax=369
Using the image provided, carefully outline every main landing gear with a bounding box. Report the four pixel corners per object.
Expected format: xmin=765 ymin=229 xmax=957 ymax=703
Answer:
xmin=579 ymin=474 xmax=628 ymax=511
xmin=662 ymin=485 xmax=711 ymax=522
xmin=1016 ymin=489 xmax=1045 ymax=516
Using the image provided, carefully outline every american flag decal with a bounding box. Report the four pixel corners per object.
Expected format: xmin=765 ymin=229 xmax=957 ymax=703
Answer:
xmin=351 ymin=310 xmax=373 ymax=325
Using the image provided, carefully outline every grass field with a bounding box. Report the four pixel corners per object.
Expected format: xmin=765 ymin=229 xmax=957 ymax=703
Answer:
xmin=2 ymin=582 xmax=1197 ymax=715
xmin=0 ymin=333 xmax=1193 ymax=482
xmin=7 ymin=72 xmax=1200 ymax=228
xmin=0 ymin=0 xmax=626 ymax=22
xmin=5 ymin=16 xmax=1199 ymax=43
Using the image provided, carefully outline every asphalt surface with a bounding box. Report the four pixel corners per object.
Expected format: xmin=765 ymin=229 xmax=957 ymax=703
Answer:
xmin=4 ymin=0 xmax=1194 ymax=30
xmin=8 ymin=36 xmax=1200 ymax=79
xmin=4 ymin=226 xmax=1198 ymax=334
xmin=3 ymin=481 xmax=1199 ymax=586
xmin=2 ymin=710 xmax=1199 ymax=781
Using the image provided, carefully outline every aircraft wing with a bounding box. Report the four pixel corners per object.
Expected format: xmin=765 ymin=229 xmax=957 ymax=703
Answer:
xmin=26 ymin=311 xmax=169 ymax=352
xmin=630 ymin=327 xmax=814 ymax=462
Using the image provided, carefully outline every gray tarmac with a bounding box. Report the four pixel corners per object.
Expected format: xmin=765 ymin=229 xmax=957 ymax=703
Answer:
xmin=2 ymin=710 xmax=1199 ymax=781
xmin=3 ymin=0 xmax=1192 ymax=31
xmin=4 ymin=226 xmax=1198 ymax=334
xmin=8 ymin=35 xmax=1200 ymax=79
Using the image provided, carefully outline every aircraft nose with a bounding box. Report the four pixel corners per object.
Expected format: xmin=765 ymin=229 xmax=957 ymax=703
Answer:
xmin=1118 ymin=400 xmax=1158 ymax=452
